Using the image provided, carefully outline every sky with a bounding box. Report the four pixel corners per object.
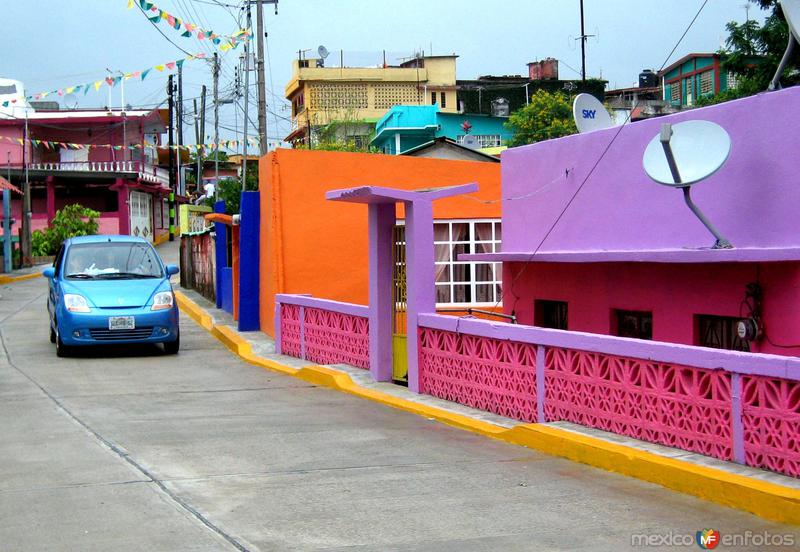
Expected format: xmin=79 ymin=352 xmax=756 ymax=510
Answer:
xmin=1 ymin=0 xmax=767 ymax=150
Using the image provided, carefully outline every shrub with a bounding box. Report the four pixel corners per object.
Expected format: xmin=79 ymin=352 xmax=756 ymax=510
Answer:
xmin=33 ymin=204 xmax=101 ymax=256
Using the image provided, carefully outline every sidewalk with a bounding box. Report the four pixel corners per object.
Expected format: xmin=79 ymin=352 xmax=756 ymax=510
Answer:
xmin=176 ymin=286 xmax=800 ymax=526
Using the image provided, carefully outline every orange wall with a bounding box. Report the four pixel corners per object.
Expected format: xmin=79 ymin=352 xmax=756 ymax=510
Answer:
xmin=259 ymin=149 xmax=501 ymax=336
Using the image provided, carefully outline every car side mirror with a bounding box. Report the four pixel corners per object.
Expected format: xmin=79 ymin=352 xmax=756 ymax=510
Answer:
xmin=165 ymin=264 xmax=179 ymax=276
xmin=43 ymin=267 xmax=55 ymax=279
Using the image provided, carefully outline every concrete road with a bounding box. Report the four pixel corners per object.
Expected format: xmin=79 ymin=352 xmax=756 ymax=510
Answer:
xmin=1 ymin=269 xmax=797 ymax=550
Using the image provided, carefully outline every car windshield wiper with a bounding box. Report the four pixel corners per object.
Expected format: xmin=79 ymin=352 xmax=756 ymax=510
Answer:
xmin=94 ymin=272 xmax=159 ymax=279
xmin=66 ymin=273 xmax=94 ymax=279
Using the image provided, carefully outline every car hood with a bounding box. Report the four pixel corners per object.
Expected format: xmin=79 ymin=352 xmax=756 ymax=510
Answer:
xmin=62 ymin=278 xmax=167 ymax=308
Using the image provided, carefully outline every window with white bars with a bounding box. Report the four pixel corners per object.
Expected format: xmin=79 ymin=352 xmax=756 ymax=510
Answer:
xmin=727 ymin=71 xmax=740 ymax=90
xmin=456 ymin=134 xmax=502 ymax=148
xmin=433 ymin=219 xmax=502 ymax=305
xmin=670 ymin=82 xmax=680 ymax=102
xmin=700 ymin=70 xmax=713 ymax=96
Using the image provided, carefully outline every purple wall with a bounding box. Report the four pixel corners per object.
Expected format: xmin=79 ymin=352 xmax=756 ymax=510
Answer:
xmin=500 ymin=87 xmax=800 ymax=254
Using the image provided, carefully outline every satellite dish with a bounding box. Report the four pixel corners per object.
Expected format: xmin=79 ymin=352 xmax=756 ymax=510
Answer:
xmin=643 ymin=120 xmax=733 ymax=249
xmin=318 ymin=45 xmax=330 ymax=59
xmin=782 ymin=0 xmax=800 ymax=42
xmin=572 ymin=93 xmax=614 ymax=133
xmin=63 ymin=93 xmax=79 ymax=109
xmin=769 ymin=0 xmax=800 ymax=89
xmin=462 ymin=135 xmax=479 ymax=150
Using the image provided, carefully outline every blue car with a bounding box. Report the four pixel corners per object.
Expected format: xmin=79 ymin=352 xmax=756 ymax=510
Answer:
xmin=44 ymin=235 xmax=180 ymax=357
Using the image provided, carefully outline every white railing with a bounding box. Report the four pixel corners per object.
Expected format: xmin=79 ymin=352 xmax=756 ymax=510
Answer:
xmin=26 ymin=161 xmax=170 ymax=188
xmin=28 ymin=160 xmax=139 ymax=173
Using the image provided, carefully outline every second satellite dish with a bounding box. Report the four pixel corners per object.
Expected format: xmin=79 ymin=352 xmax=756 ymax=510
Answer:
xmin=643 ymin=119 xmax=734 ymax=249
xmin=572 ymin=93 xmax=614 ymax=133
xmin=642 ymin=120 xmax=731 ymax=186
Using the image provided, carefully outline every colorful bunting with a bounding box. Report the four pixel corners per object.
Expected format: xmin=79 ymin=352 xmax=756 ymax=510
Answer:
xmin=0 ymin=135 xmax=260 ymax=153
xmin=128 ymin=0 xmax=251 ymax=51
xmin=26 ymin=54 xmax=206 ymax=103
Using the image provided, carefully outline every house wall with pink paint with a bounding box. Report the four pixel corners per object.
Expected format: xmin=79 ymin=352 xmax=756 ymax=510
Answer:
xmin=506 ymin=261 xmax=800 ymax=356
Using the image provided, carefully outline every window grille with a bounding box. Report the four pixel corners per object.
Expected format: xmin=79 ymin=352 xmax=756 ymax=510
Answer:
xmin=308 ymin=83 xmax=368 ymax=110
xmin=534 ymin=300 xmax=568 ymax=330
xmin=373 ymin=84 xmax=422 ymax=109
xmin=700 ymin=70 xmax=713 ymax=95
xmin=615 ymin=310 xmax=653 ymax=340
xmin=670 ymin=82 xmax=680 ymax=102
xmin=697 ymin=315 xmax=750 ymax=352
xmin=727 ymin=71 xmax=740 ymax=90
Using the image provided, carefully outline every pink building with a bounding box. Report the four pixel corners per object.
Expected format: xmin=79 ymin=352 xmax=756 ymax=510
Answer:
xmin=466 ymin=86 xmax=800 ymax=358
xmin=0 ymin=107 xmax=172 ymax=242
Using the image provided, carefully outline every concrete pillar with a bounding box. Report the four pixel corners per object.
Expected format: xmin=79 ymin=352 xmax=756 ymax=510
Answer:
xmin=404 ymin=199 xmax=436 ymax=393
xmin=368 ymin=202 xmax=395 ymax=382
xmin=115 ymin=178 xmax=130 ymax=235
xmin=45 ymin=176 xmax=55 ymax=223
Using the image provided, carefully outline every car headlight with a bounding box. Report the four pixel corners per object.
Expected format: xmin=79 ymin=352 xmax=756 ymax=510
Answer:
xmin=64 ymin=294 xmax=90 ymax=313
xmin=151 ymin=291 xmax=174 ymax=311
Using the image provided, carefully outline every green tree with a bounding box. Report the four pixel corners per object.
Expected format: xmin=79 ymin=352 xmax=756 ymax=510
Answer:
xmin=206 ymin=171 xmax=258 ymax=215
xmin=32 ymin=204 xmax=101 ymax=256
xmin=699 ymin=1 xmax=798 ymax=106
xmin=504 ymin=90 xmax=578 ymax=147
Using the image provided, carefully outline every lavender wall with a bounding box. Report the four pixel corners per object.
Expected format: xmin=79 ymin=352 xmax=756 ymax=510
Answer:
xmin=500 ymin=87 xmax=800 ymax=254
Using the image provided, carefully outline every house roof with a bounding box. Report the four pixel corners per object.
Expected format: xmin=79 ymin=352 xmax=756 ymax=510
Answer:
xmin=658 ymin=52 xmax=718 ymax=77
xmin=462 ymin=87 xmax=800 ymax=264
xmin=401 ymin=137 xmax=500 ymax=162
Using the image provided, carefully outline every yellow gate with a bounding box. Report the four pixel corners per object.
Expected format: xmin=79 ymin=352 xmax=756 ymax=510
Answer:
xmin=392 ymin=225 xmax=408 ymax=383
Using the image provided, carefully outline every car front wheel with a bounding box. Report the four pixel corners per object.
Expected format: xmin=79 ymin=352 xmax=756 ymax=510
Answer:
xmin=55 ymin=327 xmax=71 ymax=358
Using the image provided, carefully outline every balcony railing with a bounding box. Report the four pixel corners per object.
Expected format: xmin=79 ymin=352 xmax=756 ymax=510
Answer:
xmin=23 ymin=161 xmax=170 ymax=187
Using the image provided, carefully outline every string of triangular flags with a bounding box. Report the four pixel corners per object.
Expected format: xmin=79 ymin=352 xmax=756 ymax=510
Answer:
xmin=12 ymin=54 xmax=209 ymax=106
xmin=0 ymin=135 xmax=259 ymax=152
xmin=128 ymin=0 xmax=252 ymax=52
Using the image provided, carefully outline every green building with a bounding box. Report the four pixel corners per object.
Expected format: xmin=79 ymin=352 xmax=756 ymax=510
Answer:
xmin=660 ymin=53 xmax=739 ymax=107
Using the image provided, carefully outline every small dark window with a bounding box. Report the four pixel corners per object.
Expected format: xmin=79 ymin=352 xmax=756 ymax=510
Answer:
xmin=431 ymin=92 xmax=437 ymax=105
xmin=440 ymin=92 xmax=447 ymax=108
xmin=534 ymin=300 xmax=568 ymax=330
xmin=615 ymin=309 xmax=652 ymax=340
xmin=697 ymin=315 xmax=750 ymax=352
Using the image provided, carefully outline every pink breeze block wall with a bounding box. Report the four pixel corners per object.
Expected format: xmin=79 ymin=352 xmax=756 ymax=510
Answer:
xmin=505 ymin=261 xmax=800 ymax=357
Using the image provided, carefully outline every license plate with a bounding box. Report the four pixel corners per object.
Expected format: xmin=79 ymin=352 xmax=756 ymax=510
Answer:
xmin=108 ymin=316 xmax=135 ymax=330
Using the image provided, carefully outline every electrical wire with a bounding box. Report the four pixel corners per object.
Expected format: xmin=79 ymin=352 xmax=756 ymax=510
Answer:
xmin=463 ymin=0 xmax=713 ymax=322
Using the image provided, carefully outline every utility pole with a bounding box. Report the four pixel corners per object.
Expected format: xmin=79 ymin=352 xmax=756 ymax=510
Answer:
xmin=255 ymin=0 xmax=269 ymax=155
xmin=577 ymin=0 xmax=594 ymax=82
xmin=167 ymin=74 xmax=176 ymax=242
xmin=242 ymin=3 xmax=252 ymax=193
xmin=21 ymin=114 xmax=31 ymax=266
xmin=177 ymin=64 xmax=184 ymax=196
xmin=212 ymin=53 xmax=220 ymax=195
xmin=195 ymin=85 xmax=206 ymax=195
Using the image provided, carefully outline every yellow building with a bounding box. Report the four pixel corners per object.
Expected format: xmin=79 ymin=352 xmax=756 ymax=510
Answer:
xmin=284 ymin=54 xmax=458 ymax=146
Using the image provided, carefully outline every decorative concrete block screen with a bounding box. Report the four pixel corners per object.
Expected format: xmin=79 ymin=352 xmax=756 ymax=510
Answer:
xmin=419 ymin=328 xmax=537 ymax=422
xmin=418 ymin=314 xmax=800 ymax=478
xmin=544 ymin=347 xmax=732 ymax=461
xmin=276 ymin=295 xmax=370 ymax=369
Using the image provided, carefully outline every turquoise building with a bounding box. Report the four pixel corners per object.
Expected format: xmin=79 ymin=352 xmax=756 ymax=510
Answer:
xmin=371 ymin=105 xmax=513 ymax=155
xmin=660 ymin=53 xmax=738 ymax=107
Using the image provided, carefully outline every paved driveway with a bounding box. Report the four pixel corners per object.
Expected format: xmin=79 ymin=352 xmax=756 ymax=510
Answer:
xmin=0 ymin=268 xmax=796 ymax=551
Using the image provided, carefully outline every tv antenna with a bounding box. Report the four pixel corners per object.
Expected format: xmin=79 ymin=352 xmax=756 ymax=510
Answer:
xmin=769 ymin=0 xmax=800 ymax=90
xmin=318 ymin=45 xmax=329 ymax=60
xmin=572 ymin=93 xmax=615 ymax=133
xmin=643 ymin=120 xmax=733 ymax=249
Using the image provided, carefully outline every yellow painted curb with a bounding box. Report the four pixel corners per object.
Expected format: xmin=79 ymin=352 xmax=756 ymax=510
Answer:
xmin=175 ymin=289 xmax=800 ymax=526
xmin=0 ymin=272 xmax=43 ymax=284
xmin=153 ymin=233 xmax=170 ymax=246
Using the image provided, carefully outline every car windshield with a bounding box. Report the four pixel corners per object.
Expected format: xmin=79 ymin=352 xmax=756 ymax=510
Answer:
xmin=64 ymin=242 xmax=163 ymax=279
